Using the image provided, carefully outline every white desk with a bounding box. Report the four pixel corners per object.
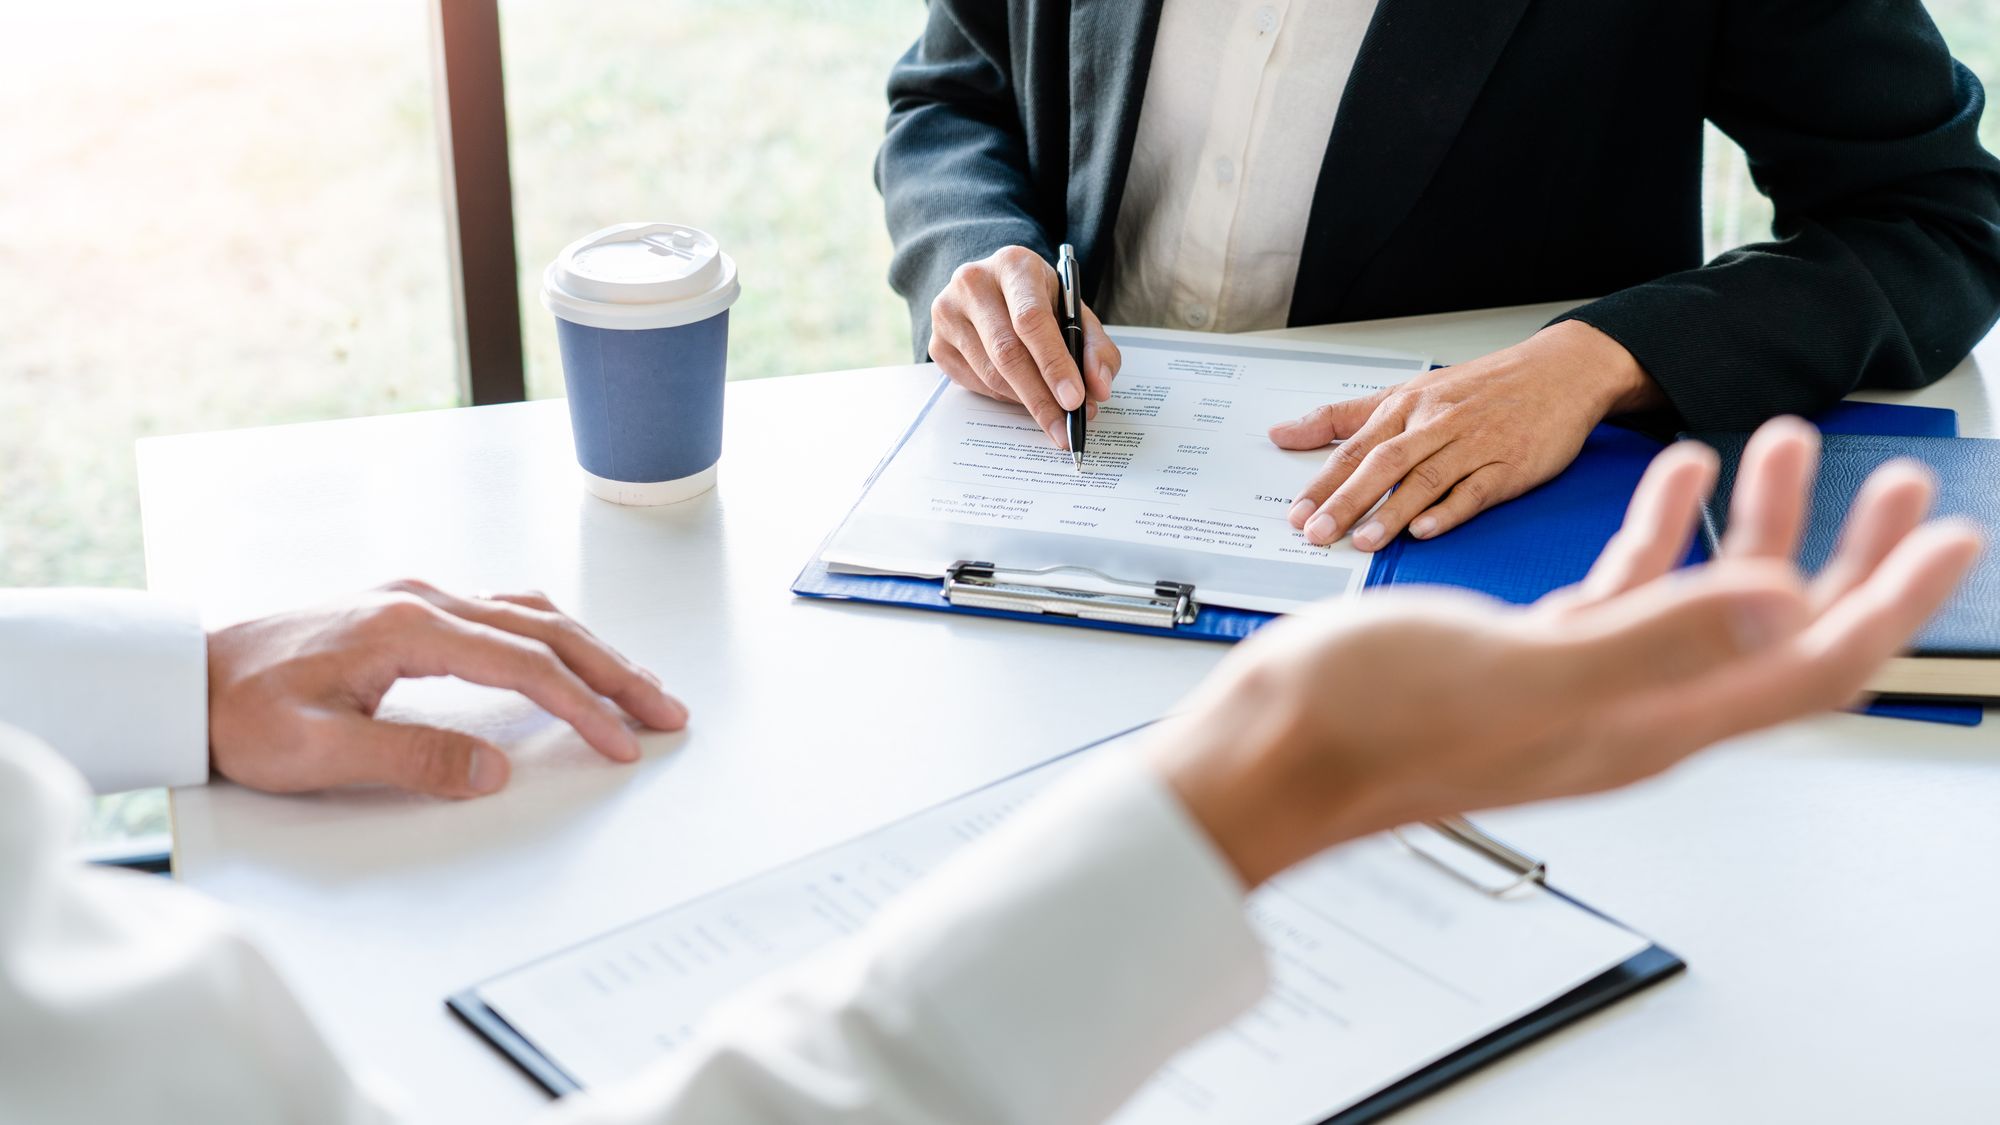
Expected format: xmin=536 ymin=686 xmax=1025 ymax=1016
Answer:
xmin=140 ymin=302 xmax=2000 ymax=1124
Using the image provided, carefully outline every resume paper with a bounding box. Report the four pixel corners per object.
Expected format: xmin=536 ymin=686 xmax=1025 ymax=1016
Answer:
xmin=472 ymin=737 xmax=1651 ymax=1121
xmin=819 ymin=329 xmax=1431 ymax=614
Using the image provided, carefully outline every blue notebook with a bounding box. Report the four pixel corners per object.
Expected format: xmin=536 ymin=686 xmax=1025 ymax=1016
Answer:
xmin=795 ymin=400 xmax=1976 ymax=724
xmin=1361 ymin=401 xmax=1974 ymax=726
xmin=1687 ymin=430 xmax=2000 ymax=705
xmin=1366 ymin=400 xmax=1958 ymax=602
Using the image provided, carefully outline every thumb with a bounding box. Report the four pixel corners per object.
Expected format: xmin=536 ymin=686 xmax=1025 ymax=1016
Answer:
xmin=1269 ymin=396 xmax=1377 ymax=450
xmin=346 ymin=717 xmax=512 ymax=798
xmin=1538 ymin=563 xmax=1810 ymax=703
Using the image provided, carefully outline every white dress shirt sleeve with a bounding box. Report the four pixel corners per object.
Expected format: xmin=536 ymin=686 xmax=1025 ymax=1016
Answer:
xmin=0 ymin=718 xmax=1268 ymax=1125
xmin=0 ymin=589 xmax=209 ymax=793
xmin=559 ymin=749 xmax=1270 ymax=1125
xmin=0 ymin=723 xmax=397 ymax=1125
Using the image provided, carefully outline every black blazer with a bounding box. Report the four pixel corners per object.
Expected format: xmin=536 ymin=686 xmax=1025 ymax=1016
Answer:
xmin=876 ymin=0 xmax=2000 ymax=431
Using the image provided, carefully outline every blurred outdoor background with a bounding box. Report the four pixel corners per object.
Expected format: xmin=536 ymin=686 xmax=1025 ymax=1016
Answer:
xmin=1 ymin=0 xmax=1994 ymax=846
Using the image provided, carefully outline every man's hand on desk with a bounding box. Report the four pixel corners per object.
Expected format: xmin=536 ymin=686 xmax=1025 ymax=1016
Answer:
xmin=205 ymin=579 xmax=688 ymax=798
xmin=928 ymin=245 xmax=1121 ymax=448
xmin=1154 ymin=417 xmax=1982 ymax=888
xmin=1272 ymin=320 xmax=1665 ymax=549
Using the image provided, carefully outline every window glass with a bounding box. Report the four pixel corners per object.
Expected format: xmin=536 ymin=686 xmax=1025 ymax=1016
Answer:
xmin=499 ymin=0 xmax=929 ymax=398
xmin=1 ymin=0 xmax=455 ymax=590
xmin=1 ymin=0 xmax=456 ymax=846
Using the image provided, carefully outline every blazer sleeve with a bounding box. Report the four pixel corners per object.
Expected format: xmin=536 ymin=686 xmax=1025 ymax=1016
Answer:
xmin=0 ymin=589 xmax=209 ymax=794
xmin=1556 ymin=0 xmax=2000 ymax=431
xmin=877 ymin=2 xmax=1055 ymax=361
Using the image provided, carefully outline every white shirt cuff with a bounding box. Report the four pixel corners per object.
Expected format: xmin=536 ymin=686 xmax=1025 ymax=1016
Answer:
xmin=0 ymin=589 xmax=208 ymax=793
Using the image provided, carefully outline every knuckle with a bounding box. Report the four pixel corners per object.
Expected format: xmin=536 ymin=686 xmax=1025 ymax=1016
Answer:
xmin=993 ymin=245 xmax=1037 ymax=270
xmin=378 ymin=577 xmax=435 ymax=597
xmin=987 ymin=330 xmax=1030 ymax=372
xmin=1329 ymin=442 xmax=1367 ymax=472
xmin=543 ymin=612 xmax=591 ymax=647
xmin=513 ymin=636 xmax=560 ymax=669
xmin=1368 ymin=440 xmax=1408 ymax=472
xmin=1410 ymin=460 xmax=1448 ymax=493
xmin=1456 ymin=475 xmax=1491 ymax=507
xmin=372 ymin=592 xmax=437 ymax=629
xmin=413 ymin=732 xmax=467 ymax=792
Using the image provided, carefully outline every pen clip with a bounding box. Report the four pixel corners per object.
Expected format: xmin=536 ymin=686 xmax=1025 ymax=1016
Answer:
xmin=1392 ymin=816 xmax=1547 ymax=899
xmin=1057 ymin=243 xmax=1079 ymax=321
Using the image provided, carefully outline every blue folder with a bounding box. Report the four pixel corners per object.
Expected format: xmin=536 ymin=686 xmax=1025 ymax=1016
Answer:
xmin=794 ymin=395 xmax=1977 ymax=725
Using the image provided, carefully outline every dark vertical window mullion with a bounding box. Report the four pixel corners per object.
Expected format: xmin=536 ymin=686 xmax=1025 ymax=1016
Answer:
xmin=430 ymin=0 xmax=526 ymax=405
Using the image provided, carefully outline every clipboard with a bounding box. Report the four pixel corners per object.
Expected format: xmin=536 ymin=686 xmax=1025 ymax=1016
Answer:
xmin=791 ymin=371 xmax=1376 ymax=642
xmin=446 ymin=725 xmax=1684 ymax=1120
xmin=794 ymin=386 xmax=1977 ymax=724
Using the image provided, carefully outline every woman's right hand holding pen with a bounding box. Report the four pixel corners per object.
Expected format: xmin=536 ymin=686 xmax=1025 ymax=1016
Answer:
xmin=928 ymin=245 xmax=1121 ymax=450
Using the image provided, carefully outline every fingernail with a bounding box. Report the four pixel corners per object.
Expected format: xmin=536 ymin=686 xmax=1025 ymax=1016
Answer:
xmin=1056 ymin=380 xmax=1084 ymax=411
xmin=1305 ymin=513 xmax=1337 ymax=544
xmin=1411 ymin=516 xmax=1437 ymax=538
xmin=658 ymin=692 xmax=691 ymax=729
xmin=1353 ymin=520 xmax=1385 ymax=550
xmin=1047 ymin=420 xmax=1066 ymax=448
xmin=1288 ymin=498 xmax=1316 ymax=526
xmin=468 ymin=746 xmax=507 ymax=794
xmin=1730 ymin=596 xmax=1797 ymax=653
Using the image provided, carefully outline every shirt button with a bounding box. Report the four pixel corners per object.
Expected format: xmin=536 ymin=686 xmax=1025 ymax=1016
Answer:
xmin=1185 ymin=304 xmax=1210 ymax=328
xmin=1214 ymin=157 xmax=1236 ymax=184
xmin=1255 ymin=6 xmax=1280 ymax=34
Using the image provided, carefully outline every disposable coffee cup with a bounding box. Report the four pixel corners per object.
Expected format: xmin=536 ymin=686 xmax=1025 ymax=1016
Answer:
xmin=542 ymin=222 xmax=741 ymax=505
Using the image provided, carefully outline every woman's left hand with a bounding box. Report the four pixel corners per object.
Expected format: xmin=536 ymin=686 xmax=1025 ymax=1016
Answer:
xmin=1271 ymin=320 xmax=1666 ymax=550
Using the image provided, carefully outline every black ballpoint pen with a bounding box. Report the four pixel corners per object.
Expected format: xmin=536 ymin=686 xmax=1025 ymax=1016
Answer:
xmin=1056 ymin=243 xmax=1087 ymax=472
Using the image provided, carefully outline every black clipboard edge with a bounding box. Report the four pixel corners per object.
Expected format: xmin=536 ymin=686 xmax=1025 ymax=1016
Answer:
xmin=1327 ymin=942 xmax=1684 ymax=1124
xmin=447 ymin=989 xmax=583 ymax=1097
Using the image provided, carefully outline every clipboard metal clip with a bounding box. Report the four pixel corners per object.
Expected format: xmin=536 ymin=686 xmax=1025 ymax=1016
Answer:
xmin=1392 ymin=816 xmax=1547 ymax=898
xmin=942 ymin=561 xmax=1199 ymax=630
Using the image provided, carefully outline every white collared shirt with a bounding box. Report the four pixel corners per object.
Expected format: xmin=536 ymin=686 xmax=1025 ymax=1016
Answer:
xmin=1099 ymin=0 xmax=1382 ymax=334
xmin=0 ymin=590 xmax=1266 ymax=1124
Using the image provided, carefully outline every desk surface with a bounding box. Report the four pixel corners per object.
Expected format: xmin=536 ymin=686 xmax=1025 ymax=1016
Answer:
xmin=140 ymin=302 xmax=2000 ymax=1124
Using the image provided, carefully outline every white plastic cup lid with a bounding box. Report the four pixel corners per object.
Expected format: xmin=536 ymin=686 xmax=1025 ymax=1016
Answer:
xmin=542 ymin=222 xmax=741 ymax=331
